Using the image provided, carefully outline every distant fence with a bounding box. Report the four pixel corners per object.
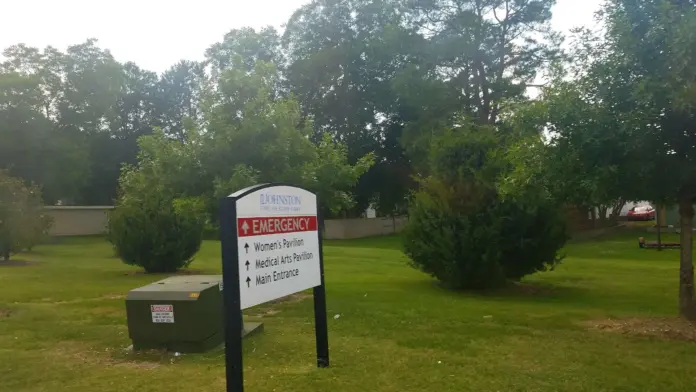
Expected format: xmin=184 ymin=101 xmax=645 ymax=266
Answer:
xmin=44 ymin=206 xmax=113 ymax=236
xmin=43 ymin=204 xmax=615 ymax=240
xmin=43 ymin=206 xmax=406 ymax=240
xmin=565 ymin=207 xmax=595 ymax=232
xmin=323 ymin=216 xmax=408 ymax=240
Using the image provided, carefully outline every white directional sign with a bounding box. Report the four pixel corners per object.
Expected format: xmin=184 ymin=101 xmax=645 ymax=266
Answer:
xmin=220 ymin=183 xmax=330 ymax=391
xmin=234 ymin=185 xmax=321 ymax=309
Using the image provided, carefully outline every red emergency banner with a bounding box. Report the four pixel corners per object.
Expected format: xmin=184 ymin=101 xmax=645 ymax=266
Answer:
xmin=237 ymin=216 xmax=318 ymax=237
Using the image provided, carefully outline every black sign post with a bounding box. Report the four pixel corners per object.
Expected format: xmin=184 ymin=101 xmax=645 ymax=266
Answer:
xmin=219 ymin=196 xmax=244 ymax=392
xmin=313 ymin=211 xmax=330 ymax=368
xmin=219 ymin=184 xmax=330 ymax=392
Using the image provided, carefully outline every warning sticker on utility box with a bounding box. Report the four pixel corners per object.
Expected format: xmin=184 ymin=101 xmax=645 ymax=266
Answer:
xmin=150 ymin=304 xmax=174 ymax=323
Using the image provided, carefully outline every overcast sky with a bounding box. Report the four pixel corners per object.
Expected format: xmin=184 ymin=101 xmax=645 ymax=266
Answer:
xmin=1 ymin=0 xmax=602 ymax=73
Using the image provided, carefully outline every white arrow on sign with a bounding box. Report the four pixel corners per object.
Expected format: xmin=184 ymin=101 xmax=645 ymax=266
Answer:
xmin=241 ymin=221 xmax=249 ymax=235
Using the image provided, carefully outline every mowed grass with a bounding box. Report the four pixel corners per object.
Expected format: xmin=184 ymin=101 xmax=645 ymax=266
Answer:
xmin=2 ymin=230 xmax=696 ymax=391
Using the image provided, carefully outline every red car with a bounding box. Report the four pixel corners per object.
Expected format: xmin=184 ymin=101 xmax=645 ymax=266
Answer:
xmin=627 ymin=205 xmax=656 ymax=221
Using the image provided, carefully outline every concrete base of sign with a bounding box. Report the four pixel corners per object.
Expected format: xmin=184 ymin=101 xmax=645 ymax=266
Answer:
xmin=242 ymin=322 xmax=264 ymax=338
xmin=132 ymin=323 xmax=263 ymax=353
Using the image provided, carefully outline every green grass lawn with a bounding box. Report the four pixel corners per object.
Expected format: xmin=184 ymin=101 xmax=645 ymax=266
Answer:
xmin=2 ymin=230 xmax=696 ymax=391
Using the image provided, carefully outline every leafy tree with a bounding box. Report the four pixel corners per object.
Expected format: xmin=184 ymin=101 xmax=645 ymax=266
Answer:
xmin=302 ymin=133 xmax=375 ymax=216
xmin=157 ymin=60 xmax=207 ymax=140
xmin=0 ymin=171 xmax=53 ymax=261
xmin=283 ymin=0 xmax=562 ymax=214
xmin=85 ymin=62 xmax=162 ymax=205
xmin=501 ymin=77 xmax=641 ymax=226
xmin=0 ymin=56 xmax=89 ymax=204
xmin=507 ymin=0 xmax=696 ymax=319
xmin=1 ymin=44 xmax=65 ymax=119
xmin=284 ymin=0 xmax=425 ymax=214
xmin=121 ymin=58 xmax=374 ymax=224
xmin=397 ymin=0 xmax=563 ymax=170
xmin=410 ymin=0 xmax=562 ymax=125
xmin=59 ymin=39 xmax=123 ymax=136
xmin=64 ymin=42 xmax=164 ymax=205
xmin=597 ymin=0 xmax=696 ymax=319
xmin=206 ymin=27 xmax=284 ymax=76
xmin=0 ymin=1 xmax=565 ymax=220
xmin=1 ymin=40 xmax=157 ymax=205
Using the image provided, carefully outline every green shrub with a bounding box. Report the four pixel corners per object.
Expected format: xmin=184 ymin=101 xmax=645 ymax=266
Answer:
xmin=0 ymin=171 xmax=53 ymax=261
xmin=403 ymin=125 xmax=567 ymax=290
xmin=403 ymin=179 xmax=505 ymax=289
xmin=496 ymin=201 xmax=568 ymax=282
xmin=403 ymin=180 xmax=567 ymax=290
xmin=108 ymin=195 xmax=205 ymax=273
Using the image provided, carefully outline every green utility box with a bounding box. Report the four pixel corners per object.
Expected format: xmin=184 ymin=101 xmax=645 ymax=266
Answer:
xmin=126 ymin=275 xmax=224 ymax=353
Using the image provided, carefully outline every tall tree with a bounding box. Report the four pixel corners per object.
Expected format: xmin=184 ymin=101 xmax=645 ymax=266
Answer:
xmin=395 ymin=0 xmax=562 ymax=173
xmin=283 ymin=0 xmax=562 ymax=214
xmin=599 ymin=0 xmax=696 ymax=319
xmin=409 ymin=0 xmax=562 ymax=124
xmin=206 ymin=27 xmax=283 ymax=76
xmin=510 ymin=0 xmax=696 ymax=319
xmin=56 ymin=40 xmax=128 ymax=204
xmin=0 ymin=51 xmax=88 ymax=204
xmin=502 ymin=24 xmax=647 ymax=224
xmin=85 ymin=62 xmax=161 ymax=205
xmin=284 ymin=0 xmax=427 ymax=214
xmin=1 ymin=40 xmax=163 ymax=205
xmin=59 ymin=39 xmax=123 ymax=135
xmin=157 ymin=60 xmax=207 ymax=140
xmin=1 ymin=44 xmax=65 ymax=119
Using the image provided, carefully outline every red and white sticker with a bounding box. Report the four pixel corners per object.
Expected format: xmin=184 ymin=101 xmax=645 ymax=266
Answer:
xmin=150 ymin=304 xmax=174 ymax=323
xmin=237 ymin=216 xmax=318 ymax=237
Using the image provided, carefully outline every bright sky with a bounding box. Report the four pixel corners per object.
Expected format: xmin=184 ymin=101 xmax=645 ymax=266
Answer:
xmin=1 ymin=0 xmax=602 ymax=73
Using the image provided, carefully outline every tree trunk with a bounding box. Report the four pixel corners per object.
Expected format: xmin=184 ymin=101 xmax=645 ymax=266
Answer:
xmin=598 ymin=205 xmax=608 ymax=227
xmin=657 ymin=204 xmax=667 ymax=227
xmin=656 ymin=204 xmax=662 ymax=251
xmin=610 ymin=199 xmax=626 ymax=224
xmin=678 ymin=199 xmax=696 ymax=320
xmin=590 ymin=207 xmax=598 ymax=229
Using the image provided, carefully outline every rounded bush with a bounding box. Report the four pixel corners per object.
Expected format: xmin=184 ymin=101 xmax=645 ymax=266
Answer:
xmin=495 ymin=201 xmax=568 ymax=282
xmin=108 ymin=196 xmax=205 ymax=273
xmin=403 ymin=180 xmax=567 ymax=290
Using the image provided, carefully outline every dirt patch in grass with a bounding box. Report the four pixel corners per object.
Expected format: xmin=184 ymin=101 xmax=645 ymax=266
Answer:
xmin=103 ymin=294 xmax=125 ymax=300
xmin=0 ymin=259 xmax=39 ymax=267
xmin=252 ymin=308 xmax=281 ymax=317
xmin=48 ymin=342 xmax=163 ymax=370
xmin=584 ymin=318 xmax=696 ymax=342
xmin=49 ymin=294 xmax=126 ymax=305
xmin=89 ymin=306 xmax=124 ymax=317
xmin=0 ymin=308 xmax=11 ymax=317
xmin=268 ymin=292 xmax=312 ymax=305
xmin=248 ymin=293 xmax=312 ymax=317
